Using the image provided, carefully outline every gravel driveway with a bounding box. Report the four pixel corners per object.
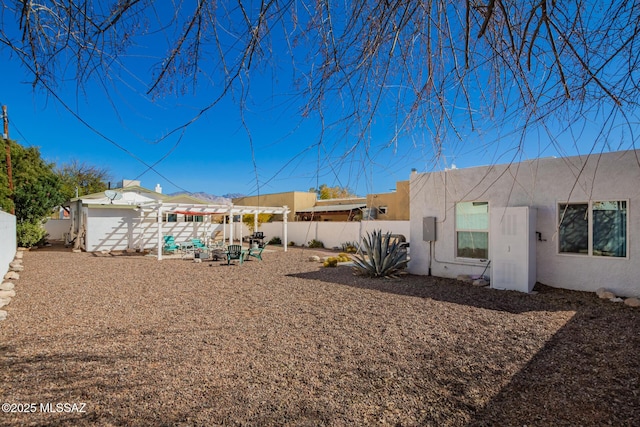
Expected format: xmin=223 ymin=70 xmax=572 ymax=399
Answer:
xmin=1 ymin=245 xmax=638 ymax=426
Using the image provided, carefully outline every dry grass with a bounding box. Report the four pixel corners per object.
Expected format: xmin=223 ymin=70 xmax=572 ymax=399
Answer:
xmin=1 ymin=245 xmax=639 ymax=426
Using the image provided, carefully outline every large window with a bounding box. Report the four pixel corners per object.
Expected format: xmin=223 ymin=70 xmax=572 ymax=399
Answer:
xmin=558 ymin=201 xmax=627 ymax=257
xmin=456 ymin=201 xmax=489 ymax=259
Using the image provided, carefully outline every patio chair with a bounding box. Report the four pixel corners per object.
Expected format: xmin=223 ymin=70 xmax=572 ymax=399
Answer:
xmin=163 ymin=235 xmax=180 ymax=254
xmin=191 ymin=238 xmax=207 ymax=250
xmin=225 ymin=244 xmax=245 ymax=265
xmin=247 ymin=242 xmax=268 ymax=261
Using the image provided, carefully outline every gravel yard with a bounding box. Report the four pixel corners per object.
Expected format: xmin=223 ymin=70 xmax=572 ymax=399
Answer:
xmin=1 ymin=245 xmax=639 ymax=426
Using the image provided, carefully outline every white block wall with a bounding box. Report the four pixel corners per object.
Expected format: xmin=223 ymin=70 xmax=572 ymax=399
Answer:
xmin=44 ymin=219 xmax=71 ymax=241
xmin=260 ymin=220 xmax=410 ymax=249
xmin=0 ymin=211 xmax=17 ymax=279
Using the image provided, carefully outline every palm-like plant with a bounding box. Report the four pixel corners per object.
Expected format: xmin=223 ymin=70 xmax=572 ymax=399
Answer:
xmin=352 ymin=230 xmax=408 ymax=278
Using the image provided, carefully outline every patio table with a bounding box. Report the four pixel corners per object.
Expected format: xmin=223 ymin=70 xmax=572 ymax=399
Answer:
xmin=180 ymin=242 xmax=195 ymax=258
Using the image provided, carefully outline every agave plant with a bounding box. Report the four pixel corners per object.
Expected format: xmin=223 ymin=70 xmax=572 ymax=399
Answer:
xmin=352 ymin=230 xmax=408 ymax=278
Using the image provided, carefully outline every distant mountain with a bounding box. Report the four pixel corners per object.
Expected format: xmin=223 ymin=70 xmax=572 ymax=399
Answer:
xmin=168 ymin=192 xmax=246 ymax=204
xmin=222 ymin=193 xmax=247 ymax=200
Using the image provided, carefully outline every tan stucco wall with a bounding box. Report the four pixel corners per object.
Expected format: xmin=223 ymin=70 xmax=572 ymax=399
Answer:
xmin=233 ymin=192 xmax=317 ymax=222
xmin=366 ymin=180 xmax=410 ymax=220
xmin=234 ymin=182 xmax=410 ymax=222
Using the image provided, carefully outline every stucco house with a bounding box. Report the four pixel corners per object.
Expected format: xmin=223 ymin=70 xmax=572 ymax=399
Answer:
xmin=409 ymin=149 xmax=640 ymax=297
xmin=66 ymin=180 xmax=289 ymax=257
xmin=233 ymin=179 xmax=410 ymax=222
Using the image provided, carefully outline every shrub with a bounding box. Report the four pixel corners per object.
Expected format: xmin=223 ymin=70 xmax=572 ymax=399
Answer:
xmin=352 ymin=230 xmax=408 ymax=278
xmin=308 ymin=239 xmax=324 ymax=248
xmin=17 ymin=221 xmax=46 ymax=248
xmin=337 ymin=253 xmax=351 ymax=262
xmin=268 ymin=236 xmax=282 ymax=245
xmin=289 ymin=241 xmax=296 ymax=247
xmin=323 ymin=257 xmax=338 ymax=267
xmin=340 ymin=241 xmax=359 ymax=253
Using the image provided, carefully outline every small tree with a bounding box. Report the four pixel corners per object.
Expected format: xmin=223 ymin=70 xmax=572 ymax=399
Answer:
xmin=242 ymin=213 xmax=273 ymax=233
xmin=56 ymin=159 xmax=110 ymax=200
xmin=311 ymin=184 xmax=357 ymax=200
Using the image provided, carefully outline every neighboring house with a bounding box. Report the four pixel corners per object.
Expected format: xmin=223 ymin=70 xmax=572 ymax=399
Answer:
xmin=232 ymin=191 xmax=317 ymax=222
xmin=297 ymin=197 xmax=368 ymax=221
xmin=409 ymin=149 xmax=640 ymax=297
xmin=233 ymin=180 xmax=410 ymax=222
xmin=366 ymin=180 xmax=410 ymax=221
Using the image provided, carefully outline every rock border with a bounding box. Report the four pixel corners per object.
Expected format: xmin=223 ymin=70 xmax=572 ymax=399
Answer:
xmin=1 ymin=250 xmax=25 ymax=321
xmin=596 ymin=287 xmax=640 ymax=307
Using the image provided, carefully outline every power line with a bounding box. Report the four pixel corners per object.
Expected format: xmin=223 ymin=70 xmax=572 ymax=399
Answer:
xmin=0 ymin=79 xmax=190 ymax=192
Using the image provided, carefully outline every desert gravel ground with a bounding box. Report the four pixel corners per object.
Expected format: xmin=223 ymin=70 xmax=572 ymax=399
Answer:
xmin=0 ymin=244 xmax=639 ymax=426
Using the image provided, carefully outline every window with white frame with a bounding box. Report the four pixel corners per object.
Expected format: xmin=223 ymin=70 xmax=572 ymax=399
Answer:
xmin=455 ymin=201 xmax=489 ymax=259
xmin=185 ymin=214 xmax=204 ymax=222
xmin=558 ymin=201 xmax=627 ymax=257
xmin=163 ymin=213 xmax=177 ymax=222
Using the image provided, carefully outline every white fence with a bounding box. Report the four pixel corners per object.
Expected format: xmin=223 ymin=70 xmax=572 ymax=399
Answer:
xmin=44 ymin=219 xmax=70 ymax=241
xmin=43 ymin=214 xmax=409 ymax=253
xmin=259 ymin=220 xmax=410 ymax=249
xmin=0 ymin=211 xmax=17 ymax=279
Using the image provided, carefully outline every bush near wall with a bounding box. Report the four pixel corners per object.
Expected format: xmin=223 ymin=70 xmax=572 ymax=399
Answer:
xmin=17 ymin=221 xmax=46 ymax=247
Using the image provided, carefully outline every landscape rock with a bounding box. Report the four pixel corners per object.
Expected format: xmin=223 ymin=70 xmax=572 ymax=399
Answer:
xmin=0 ymin=310 xmax=6 ymax=321
xmin=457 ymin=275 xmax=473 ymax=283
xmin=14 ymin=251 xmax=24 ymax=259
xmin=610 ymin=297 xmax=624 ymax=303
xmin=597 ymin=289 xmax=616 ymax=299
xmin=10 ymin=260 xmax=22 ymax=268
xmin=624 ymin=297 xmax=640 ymax=307
xmin=72 ymin=249 xmax=82 ymax=253
xmin=308 ymin=256 xmax=320 ymax=262
xmin=0 ymin=290 xmax=16 ymax=299
xmin=4 ymin=271 xmax=19 ymax=281
xmin=0 ymin=282 xmax=15 ymax=291
xmin=10 ymin=264 xmax=24 ymax=272
xmin=0 ymin=298 xmax=10 ymax=308
xmin=473 ymin=279 xmax=489 ymax=287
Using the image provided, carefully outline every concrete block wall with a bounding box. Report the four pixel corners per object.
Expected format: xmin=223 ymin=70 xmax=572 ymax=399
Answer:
xmin=0 ymin=211 xmax=17 ymax=279
xmin=260 ymin=220 xmax=410 ymax=249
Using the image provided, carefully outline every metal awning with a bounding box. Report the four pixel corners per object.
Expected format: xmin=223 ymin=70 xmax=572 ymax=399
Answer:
xmin=296 ymin=203 xmax=366 ymax=213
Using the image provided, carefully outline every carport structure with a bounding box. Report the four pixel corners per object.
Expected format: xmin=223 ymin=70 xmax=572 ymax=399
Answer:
xmin=137 ymin=201 xmax=290 ymax=260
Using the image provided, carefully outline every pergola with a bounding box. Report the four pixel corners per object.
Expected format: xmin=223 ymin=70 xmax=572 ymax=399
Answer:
xmin=137 ymin=201 xmax=290 ymax=260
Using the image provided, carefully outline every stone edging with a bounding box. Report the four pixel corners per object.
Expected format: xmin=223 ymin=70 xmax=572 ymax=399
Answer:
xmin=1 ymin=249 xmax=25 ymax=321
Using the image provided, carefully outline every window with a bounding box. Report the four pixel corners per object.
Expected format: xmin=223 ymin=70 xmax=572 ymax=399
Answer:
xmin=185 ymin=215 xmax=204 ymax=222
xmin=558 ymin=201 xmax=627 ymax=257
xmin=163 ymin=213 xmax=177 ymax=222
xmin=378 ymin=206 xmax=388 ymax=215
xmin=456 ymin=201 xmax=489 ymax=259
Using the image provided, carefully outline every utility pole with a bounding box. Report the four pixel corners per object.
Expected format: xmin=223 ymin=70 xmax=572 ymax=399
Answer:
xmin=2 ymin=105 xmax=14 ymax=214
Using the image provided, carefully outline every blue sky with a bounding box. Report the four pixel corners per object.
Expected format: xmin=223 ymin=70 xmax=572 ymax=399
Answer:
xmin=2 ymin=3 xmax=637 ymax=198
xmin=2 ymin=48 xmax=426 ymax=197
